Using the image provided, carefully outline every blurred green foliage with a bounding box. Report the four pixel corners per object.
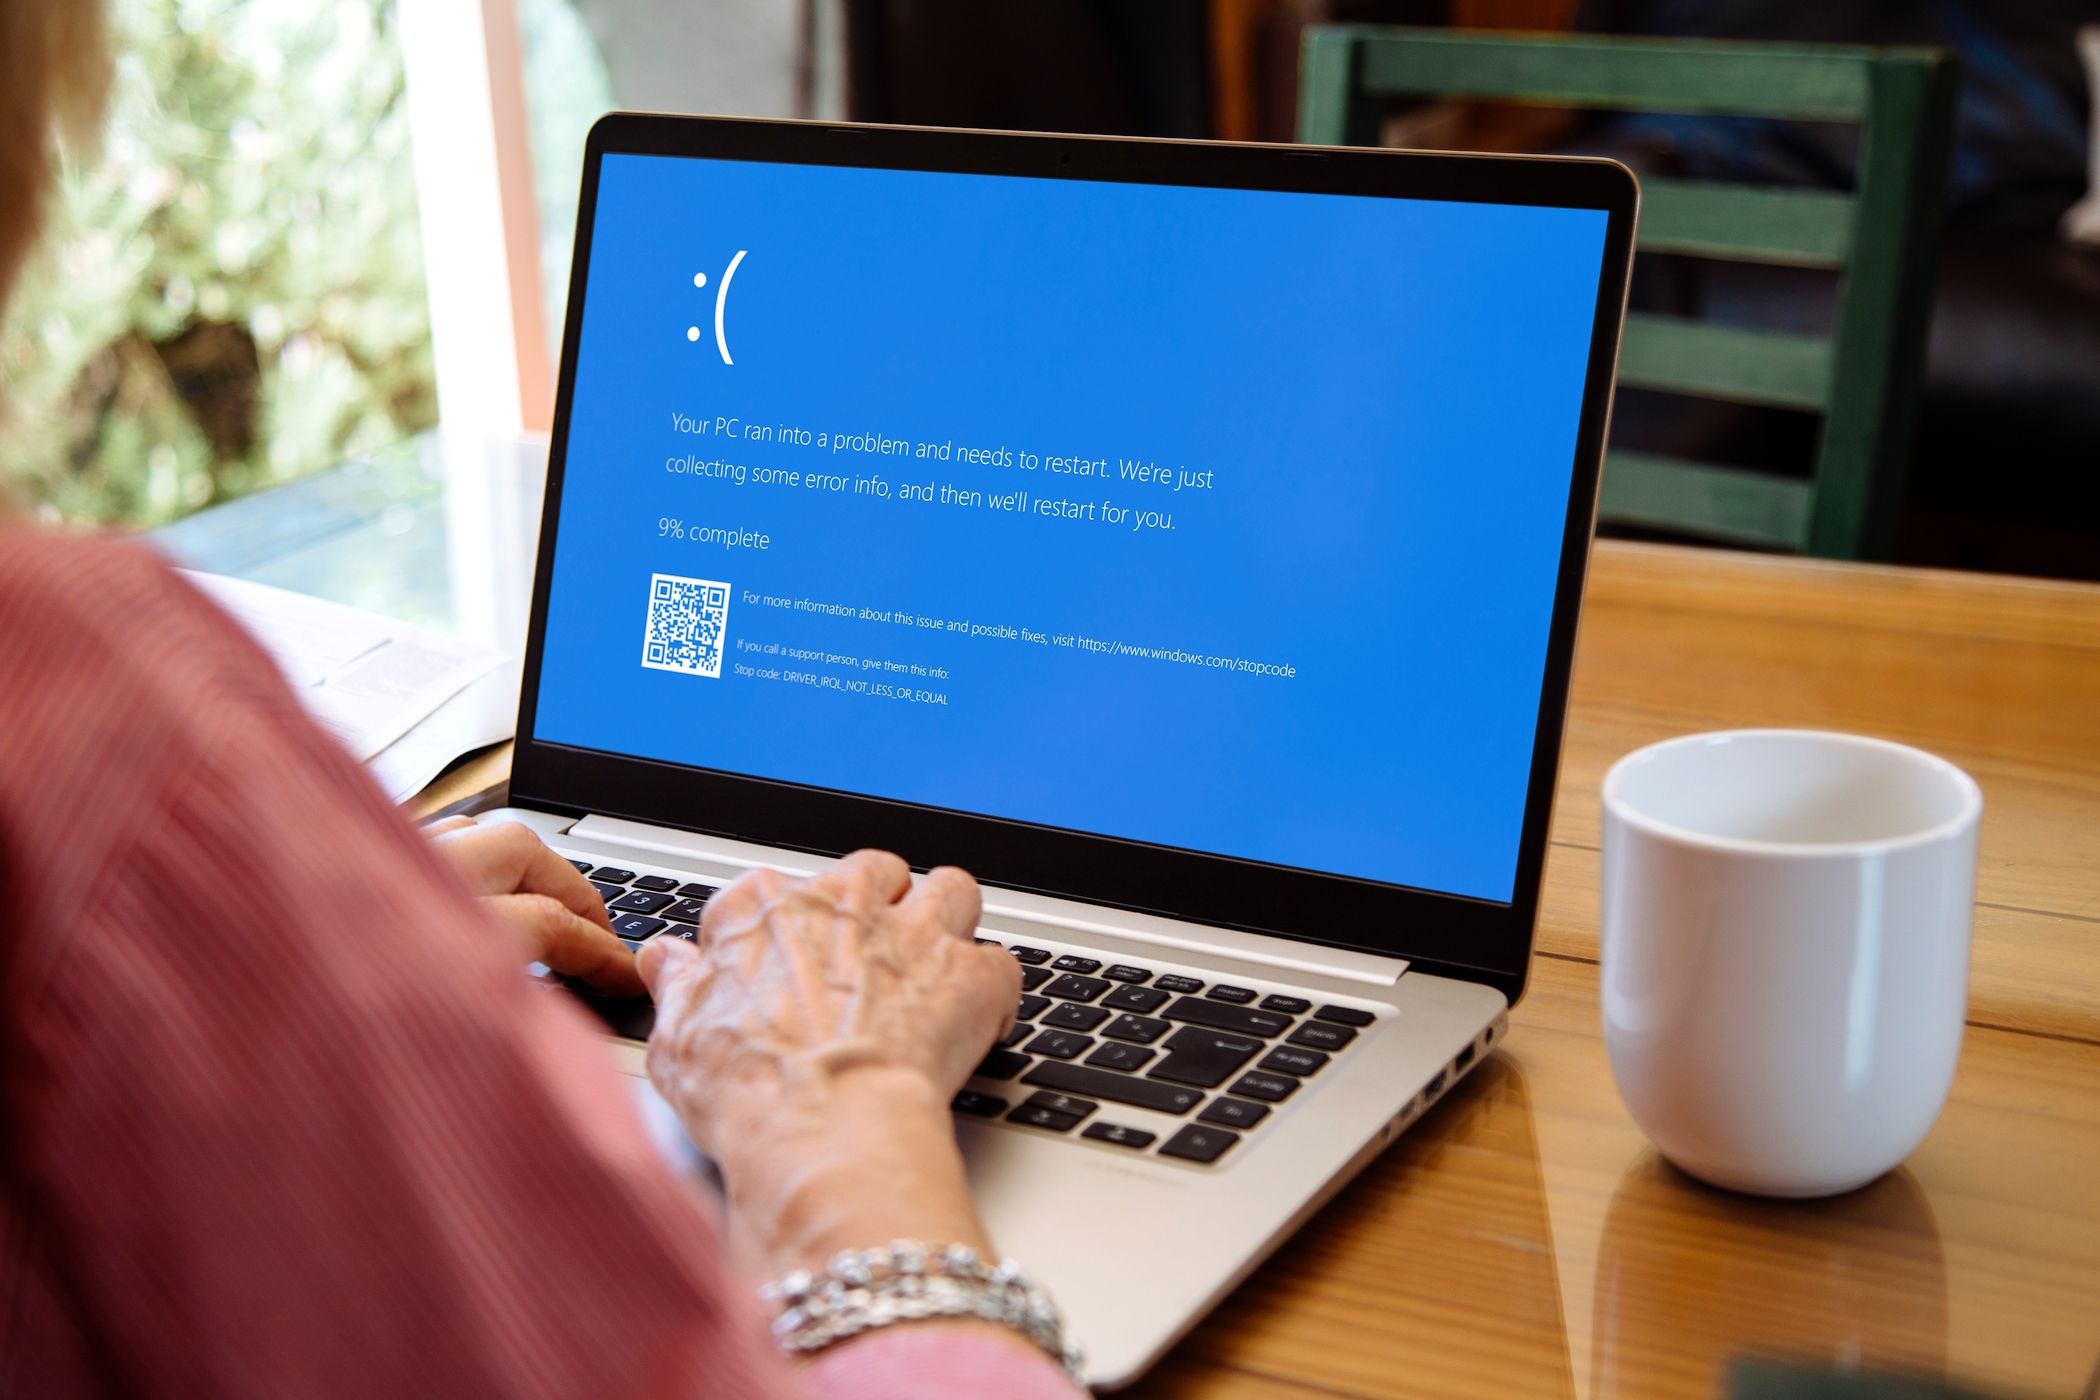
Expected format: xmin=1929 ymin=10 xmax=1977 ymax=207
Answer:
xmin=0 ymin=0 xmax=436 ymax=527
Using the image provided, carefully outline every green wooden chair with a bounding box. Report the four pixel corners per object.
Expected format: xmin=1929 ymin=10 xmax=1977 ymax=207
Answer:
xmin=1297 ymin=25 xmax=1959 ymax=560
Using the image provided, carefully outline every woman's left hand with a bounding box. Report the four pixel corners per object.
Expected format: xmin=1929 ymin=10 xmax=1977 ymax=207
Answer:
xmin=425 ymin=817 xmax=645 ymax=996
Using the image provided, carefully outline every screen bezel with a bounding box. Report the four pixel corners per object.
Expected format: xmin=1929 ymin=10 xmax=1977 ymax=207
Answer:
xmin=510 ymin=113 xmax=1637 ymax=1005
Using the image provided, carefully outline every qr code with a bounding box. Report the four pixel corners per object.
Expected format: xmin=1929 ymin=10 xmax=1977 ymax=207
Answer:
xmin=642 ymin=572 xmax=731 ymax=678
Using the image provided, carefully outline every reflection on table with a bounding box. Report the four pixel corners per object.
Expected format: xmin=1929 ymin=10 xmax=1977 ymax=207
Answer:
xmin=1593 ymin=1158 xmax=1946 ymax=1395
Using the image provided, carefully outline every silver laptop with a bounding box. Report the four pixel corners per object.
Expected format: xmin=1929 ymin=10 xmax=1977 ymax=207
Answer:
xmin=483 ymin=114 xmax=1634 ymax=1390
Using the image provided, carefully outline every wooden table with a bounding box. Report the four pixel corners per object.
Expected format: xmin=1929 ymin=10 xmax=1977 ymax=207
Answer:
xmin=416 ymin=541 xmax=2100 ymax=1399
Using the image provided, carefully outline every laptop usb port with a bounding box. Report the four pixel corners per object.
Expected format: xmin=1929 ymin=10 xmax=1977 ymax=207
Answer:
xmin=1455 ymin=1041 xmax=1477 ymax=1073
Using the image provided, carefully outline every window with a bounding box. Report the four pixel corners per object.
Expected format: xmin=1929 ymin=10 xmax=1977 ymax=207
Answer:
xmin=0 ymin=0 xmax=435 ymax=526
xmin=0 ymin=0 xmax=827 ymax=530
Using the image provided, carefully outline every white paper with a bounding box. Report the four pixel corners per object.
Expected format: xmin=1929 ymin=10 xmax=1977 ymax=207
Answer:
xmin=369 ymin=661 xmax=520 ymax=803
xmin=186 ymin=571 xmax=506 ymax=764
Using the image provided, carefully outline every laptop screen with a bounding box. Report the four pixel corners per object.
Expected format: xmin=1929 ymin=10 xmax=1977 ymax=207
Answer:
xmin=531 ymin=151 xmax=1609 ymax=905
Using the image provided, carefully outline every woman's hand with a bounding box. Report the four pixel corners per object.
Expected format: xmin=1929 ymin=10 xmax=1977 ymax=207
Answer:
xmin=425 ymin=817 xmax=644 ymax=997
xmin=638 ymin=851 xmax=1020 ymax=1276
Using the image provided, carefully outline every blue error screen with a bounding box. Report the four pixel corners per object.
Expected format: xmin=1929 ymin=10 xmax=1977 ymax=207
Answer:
xmin=532 ymin=152 xmax=1607 ymax=902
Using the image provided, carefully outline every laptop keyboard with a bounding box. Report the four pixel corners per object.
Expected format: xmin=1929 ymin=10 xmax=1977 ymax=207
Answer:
xmin=566 ymin=856 xmax=1382 ymax=1169
xmin=570 ymin=857 xmax=718 ymax=943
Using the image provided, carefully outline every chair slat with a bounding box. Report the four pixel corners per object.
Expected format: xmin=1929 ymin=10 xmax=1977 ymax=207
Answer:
xmin=1352 ymin=29 xmax=1873 ymax=120
xmin=1600 ymin=451 xmax=1812 ymax=549
xmin=1618 ymin=313 xmax=1832 ymax=411
xmin=1806 ymin=53 xmax=1962 ymax=559
xmin=1638 ymin=179 xmax=1855 ymax=267
xmin=1296 ymin=25 xmax=1956 ymax=559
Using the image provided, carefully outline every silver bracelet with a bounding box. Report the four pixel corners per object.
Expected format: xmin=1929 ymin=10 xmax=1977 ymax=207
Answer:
xmin=759 ymin=1241 xmax=1086 ymax=1386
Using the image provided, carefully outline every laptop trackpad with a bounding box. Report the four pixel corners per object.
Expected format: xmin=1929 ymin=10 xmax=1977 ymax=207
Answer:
xmin=559 ymin=980 xmax=656 ymax=1041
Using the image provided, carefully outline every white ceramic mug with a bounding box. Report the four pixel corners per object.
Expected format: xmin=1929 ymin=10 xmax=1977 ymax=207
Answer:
xmin=1600 ymin=730 xmax=1982 ymax=1197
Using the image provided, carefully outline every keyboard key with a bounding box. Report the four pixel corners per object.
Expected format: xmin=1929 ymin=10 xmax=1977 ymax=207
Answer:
xmin=631 ymin=874 xmax=680 ymax=893
xmin=974 ymin=937 xmax=1000 ymax=947
xmin=1000 ymin=1023 xmax=1032 ymax=1048
xmin=974 ymin=1049 xmax=1032 ymax=1081
xmin=1019 ymin=1090 xmax=1097 ymax=1122
xmin=590 ymin=881 xmax=625 ymax=902
xmin=1050 ymin=955 xmax=1102 ymax=974
xmin=609 ymin=889 xmax=676 ymax=915
xmin=668 ymin=926 xmax=698 ymax=941
xmin=566 ymin=859 xmax=594 ymax=874
xmin=1007 ymin=1104 xmax=1084 ymax=1133
xmin=1154 ymin=974 xmax=1204 ymax=995
xmin=1010 ymin=946 xmax=1052 ymax=965
xmin=1259 ymin=1046 xmax=1330 ymax=1077
xmin=676 ymin=882 xmax=718 ymax=899
xmin=1101 ymin=964 xmax=1152 ymax=983
xmin=1259 ymin=994 xmax=1312 ymax=1015
xmin=610 ymin=914 xmax=666 ymax=938
xmin=1043 ymin=974 xmax=1112 ymax=1003
xmin=618 ymin=939 xmax=643 ymax=953
xmin=1148 ymin=1026 xmax=1263 ymax=1088
xmin=1101 ymin=984 xmax=1170 ymax=1014
xmin=1084 ymin=1041 xmax=1156 ymax=1073
xmin=1021 ymin=1061 xmax=1204 ymax=1114
xmin=661 ymin=897 xmax=709 ymax=924
xmin=1315 ymin=1004 xmax=1376 ymax=1027
xmin=1162 ymin=996 xmax=1290 ymax=1039
xmin=952 ymin=1090 xmax=1007 ymax=1118
xmin=589 ymin=867 xmax=637 ymax=885
xmin=1288 ymin=1022 xmax=1359 ymax=1052
xmin=1207 ymin=985 xmax=1256 ymax=1004
xmin=1199 ymin=1097 xmax=1271 ymax=1129
xmin=1019 ymin=966 xmax=1053 ymax=992
xmin=1160 ymin=1124 xmax=1239 ymax=1164
xmin=1101 ymin=1013 xmax=1170 ymax=1045
xmin=1023 ymin=1029 xmax=1094 ymax=1060
xmin=1081 ymin=1122 xmax=1155 ymax=1150
xmin=1228 ymin=1070 xmax=1299 ymax=1102
xmin=1016 ymin=994 xmax=1051 ymax=1021
xmin=1043 ymin=1003 xmax=1109 ymax=1032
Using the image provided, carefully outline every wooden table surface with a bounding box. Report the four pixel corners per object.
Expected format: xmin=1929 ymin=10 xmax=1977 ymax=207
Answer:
xmin=415 ymin=541 xmax=2100 ymax=1399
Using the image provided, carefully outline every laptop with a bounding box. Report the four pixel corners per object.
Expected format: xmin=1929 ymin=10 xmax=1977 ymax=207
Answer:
xmin=482 ymin=113 xmax=1634 ymax=1390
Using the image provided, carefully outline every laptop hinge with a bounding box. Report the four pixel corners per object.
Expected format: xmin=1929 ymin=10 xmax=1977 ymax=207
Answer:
xmin=557 ymin=813 xmax=1408 ymax=987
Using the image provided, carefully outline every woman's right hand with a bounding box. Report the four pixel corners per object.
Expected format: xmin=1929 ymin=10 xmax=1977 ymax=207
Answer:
xmin=636 ymin=851 xmax=1021 ymax=1276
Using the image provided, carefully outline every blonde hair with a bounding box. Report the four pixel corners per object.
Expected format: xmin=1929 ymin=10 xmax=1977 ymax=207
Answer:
xmin=0 ymin=3 xmax=110 ymax=312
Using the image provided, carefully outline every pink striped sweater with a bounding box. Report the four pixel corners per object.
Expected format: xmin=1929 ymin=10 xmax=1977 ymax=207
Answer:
xmin=0 ymin=525 xmax=1083 ymax=1399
